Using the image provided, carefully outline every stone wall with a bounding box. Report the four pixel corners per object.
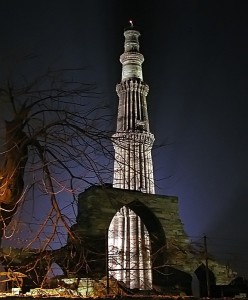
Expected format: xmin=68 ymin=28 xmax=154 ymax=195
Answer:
xmin=66 ymin=185 xmax=235 ymax=291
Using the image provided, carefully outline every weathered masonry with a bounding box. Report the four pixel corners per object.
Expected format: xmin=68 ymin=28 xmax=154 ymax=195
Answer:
xmin=69 ymin=185 xmax=235 ymax=295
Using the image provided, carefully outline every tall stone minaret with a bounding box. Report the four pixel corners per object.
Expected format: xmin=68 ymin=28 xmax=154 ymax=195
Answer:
xmin=112 ymin=23 xmax=155 ymax=194
xmin=109 ymin=23 xmax=154 ymax=290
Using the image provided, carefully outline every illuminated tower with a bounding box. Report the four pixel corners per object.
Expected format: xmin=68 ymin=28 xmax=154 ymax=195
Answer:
xmin=109 ymin=23 xmax=154 ymax=290
xmin=112 ymin=25 xmax=155 ymax=193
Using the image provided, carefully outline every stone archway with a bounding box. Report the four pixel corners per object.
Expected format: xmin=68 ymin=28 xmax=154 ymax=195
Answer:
xmin=195 ymin=263 xmax=216 ymax=297
xmin=68 ymin=186 xmax=172 ymax=286
xmin=66 ymin=185 xmax=235 ymax=294
xmin=191 ymin=272 xmax=200 ymax=297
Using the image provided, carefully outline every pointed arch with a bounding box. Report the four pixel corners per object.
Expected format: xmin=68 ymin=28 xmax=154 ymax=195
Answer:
xmin=195 ymin=263 xmax=216 ymax=297
xmin=108 ymin=205 xmax=152 ymax=289
xmin=108 ymin=200 xmax=167 ymax=289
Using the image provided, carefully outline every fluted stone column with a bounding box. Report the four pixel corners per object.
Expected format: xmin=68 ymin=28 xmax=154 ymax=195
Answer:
xmin=109 ymin=24 xmax=154 ymax=290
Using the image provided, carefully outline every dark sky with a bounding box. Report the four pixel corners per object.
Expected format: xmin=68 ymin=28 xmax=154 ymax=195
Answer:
xmin=0 ymin=1 xmax=248 ymax=276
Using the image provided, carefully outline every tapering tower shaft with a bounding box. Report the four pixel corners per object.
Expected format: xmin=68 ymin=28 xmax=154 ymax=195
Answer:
xmin=109 ymin=26 xmax=154 ymax=290
xmin=113 ymin=29 xmax=155 ymax=194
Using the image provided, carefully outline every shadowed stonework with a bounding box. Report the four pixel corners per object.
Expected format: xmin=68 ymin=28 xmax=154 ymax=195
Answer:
xmin=65 ymin=185 xmax=235 ymax=295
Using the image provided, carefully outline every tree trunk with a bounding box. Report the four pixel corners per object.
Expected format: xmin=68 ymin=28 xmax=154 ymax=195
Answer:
xmin=0 ymin=118 xmax=29 ymax=242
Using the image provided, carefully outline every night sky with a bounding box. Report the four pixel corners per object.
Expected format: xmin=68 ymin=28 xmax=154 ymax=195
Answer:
xmin=0 ymin=1 xmax=248 ymax=277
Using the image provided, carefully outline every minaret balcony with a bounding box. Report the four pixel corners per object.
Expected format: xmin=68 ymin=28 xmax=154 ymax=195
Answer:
xmin=112 ymin=131 xmax=155 ymax=147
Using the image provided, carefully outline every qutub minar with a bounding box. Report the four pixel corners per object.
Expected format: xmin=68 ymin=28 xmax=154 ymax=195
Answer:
xmin=109 ymin=21 xmax=154 ymax=290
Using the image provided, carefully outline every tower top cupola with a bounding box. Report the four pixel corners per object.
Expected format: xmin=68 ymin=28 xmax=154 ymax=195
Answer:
xmin=123 ymin=20 xmax=140 ymax=52
xmin=120 ymin=21 xmax=144 ymax=81
xmin=113 ymin=22 xmax=155 ymax=194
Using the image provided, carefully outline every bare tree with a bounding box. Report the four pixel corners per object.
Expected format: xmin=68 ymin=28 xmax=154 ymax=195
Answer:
xmin=0 ymin=68 xmax=114 ymax=250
